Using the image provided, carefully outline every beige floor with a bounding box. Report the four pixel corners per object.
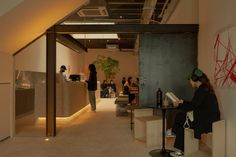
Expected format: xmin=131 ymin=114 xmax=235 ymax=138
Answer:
xmin=0 ymin=98 xmax=174 ymax=157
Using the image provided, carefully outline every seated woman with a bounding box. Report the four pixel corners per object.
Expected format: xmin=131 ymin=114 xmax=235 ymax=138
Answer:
xmin=170 ymin=68 xmax=220 ymax=157
xmin=121 ymin=77 xmax=126 ymax=90
xmin=109 ymin=80 xmax=117 ymax=94
xmin=101 ymin=80 xmax=109 ymax=98
xmin=123 ymin=76 xmax=135 ymax=104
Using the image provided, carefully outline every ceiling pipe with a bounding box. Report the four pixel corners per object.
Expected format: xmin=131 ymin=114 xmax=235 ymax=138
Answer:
xmin=141 ymin=0 xmax=157 ymax=24
xmin=161 ymin=0 xmax=180 ymax=24
xmin=134 ymin=0 xmax=158 ymax=55
xmin=158 ymin=0 xmax=170 ymax=18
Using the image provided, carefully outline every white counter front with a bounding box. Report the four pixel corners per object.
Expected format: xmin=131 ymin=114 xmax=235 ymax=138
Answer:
xmin=56 ymin=81 xmax=89 ymax=117
xmin=35 ymin=81 xmax=100 ymax=117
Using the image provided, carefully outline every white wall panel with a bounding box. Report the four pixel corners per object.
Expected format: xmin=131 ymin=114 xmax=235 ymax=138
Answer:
xmin=0 ymin=84 xmax=11 ymax=140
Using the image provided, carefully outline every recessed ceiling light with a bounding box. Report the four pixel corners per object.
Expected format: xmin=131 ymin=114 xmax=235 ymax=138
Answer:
xmin=45 ymin=138 xmax=50 ymax=141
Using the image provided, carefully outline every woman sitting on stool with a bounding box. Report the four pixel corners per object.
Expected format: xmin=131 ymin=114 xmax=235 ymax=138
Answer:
xmin=170 ymin=68 xmax=220 ymax=157
xmin=123 ymin=76 xmax=135 ymax=104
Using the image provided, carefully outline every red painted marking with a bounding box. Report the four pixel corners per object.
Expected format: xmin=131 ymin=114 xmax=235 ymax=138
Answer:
xmin=214 ymin=31 xmax=236 ymax=87
xmin=230 ymin=72 xmax=236 ymax=83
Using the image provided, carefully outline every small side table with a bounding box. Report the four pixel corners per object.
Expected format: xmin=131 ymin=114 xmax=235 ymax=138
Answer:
xmin=149 ymin=106 xmax=177 ymax=157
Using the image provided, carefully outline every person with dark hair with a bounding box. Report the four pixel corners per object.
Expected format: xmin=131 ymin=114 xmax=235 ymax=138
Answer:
xmin=122 ymin=77 xmax=126 ymax=90
xmin=109 ymin=80 xmax=117 ymax=93
xmin=86 ymin=64 xmax=97 ymax=112
xmin=101 ymin=80 xmax=108 ymax=98
xmin=59 ymin=65 xmax=67 ymax=81
xmin=123 ymin=76 xmax=135 ymax=103
xmin=132 ymin=77 xmax=139 ymax=88
xmin=169 ymin=68 xmax=220 ymax=157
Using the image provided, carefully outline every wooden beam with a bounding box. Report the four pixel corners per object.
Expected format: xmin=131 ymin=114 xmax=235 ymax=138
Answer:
xmin=55 ymin=24 xmax=199 ymax=34
xmin=56 ymin=34 xmax=87 ymax=53
xmin=46 ymin=27 xmax=56 ymax=137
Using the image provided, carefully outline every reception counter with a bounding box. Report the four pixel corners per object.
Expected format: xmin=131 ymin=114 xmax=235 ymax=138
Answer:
xmin=35 ymin=80 xmax=100 ymax=117
xmin=56 ymin=81 xmax=89 ymax=117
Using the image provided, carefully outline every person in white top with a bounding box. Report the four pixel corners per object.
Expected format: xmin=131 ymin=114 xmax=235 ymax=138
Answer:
xmin=59 ymin=65 xmax=67 ymax=81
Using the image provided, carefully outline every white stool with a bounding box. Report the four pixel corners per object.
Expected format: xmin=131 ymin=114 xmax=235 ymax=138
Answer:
xmin=134 ymin=109 xmax=162 ymax=147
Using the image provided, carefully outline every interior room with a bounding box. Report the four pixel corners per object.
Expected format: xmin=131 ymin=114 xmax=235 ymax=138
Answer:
xmin=0 ymin=0 xmax=235 ymax=157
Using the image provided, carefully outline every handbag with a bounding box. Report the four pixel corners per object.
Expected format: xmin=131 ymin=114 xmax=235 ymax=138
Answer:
xmin=183 ymin=111 xmax=194 ymax=128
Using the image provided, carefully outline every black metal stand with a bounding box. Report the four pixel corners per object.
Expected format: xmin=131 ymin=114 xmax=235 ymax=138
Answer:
xmin=149 ymin=108 xmax=173 ymax=157
xmin=130 ymin=109 xmax=133 ymax=130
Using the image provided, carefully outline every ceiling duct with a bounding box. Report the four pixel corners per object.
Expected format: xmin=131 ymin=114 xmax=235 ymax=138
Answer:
xmin=77 ymin=0 xmax=108 ymax=17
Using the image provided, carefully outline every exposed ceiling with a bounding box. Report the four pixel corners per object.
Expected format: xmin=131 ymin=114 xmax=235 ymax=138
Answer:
xmin=0 ymin=0 xmax=180 ymax=54
xmin=62 ymin=0 xmax=173 ymax=51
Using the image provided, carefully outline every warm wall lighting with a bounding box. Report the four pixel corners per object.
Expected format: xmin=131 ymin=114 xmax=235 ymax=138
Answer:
xmin=37 ymin=105 xmax=90 ymax=123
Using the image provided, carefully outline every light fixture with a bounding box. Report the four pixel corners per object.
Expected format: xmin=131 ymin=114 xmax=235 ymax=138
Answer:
xmin=72 ymin=34 xmax=118 ymax=39
xmin=62 ymin=22 xmax=115 ymax=25
xmin=44 ymin=138 xmax=50 ymax=141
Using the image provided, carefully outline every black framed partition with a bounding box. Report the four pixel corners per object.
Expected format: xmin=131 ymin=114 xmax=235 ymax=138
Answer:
xmin=46 ymin=24 xmax=198 ymax=136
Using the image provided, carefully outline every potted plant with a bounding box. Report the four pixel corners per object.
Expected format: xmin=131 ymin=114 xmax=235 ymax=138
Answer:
xmin=93 ymin=55 xmax=120 ymax=80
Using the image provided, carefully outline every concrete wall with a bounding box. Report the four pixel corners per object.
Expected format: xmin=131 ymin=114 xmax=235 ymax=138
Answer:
xmin=84 ymin=49 xmax=138 ymax=92
xmin=139 ymin=33 xmax=197 ymax=107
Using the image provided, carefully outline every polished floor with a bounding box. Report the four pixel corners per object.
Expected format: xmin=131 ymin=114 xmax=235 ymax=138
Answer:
xmin=0 ymin=98 xmax=173 ymax=157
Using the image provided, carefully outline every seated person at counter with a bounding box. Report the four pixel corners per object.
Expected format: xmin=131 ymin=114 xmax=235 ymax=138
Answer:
xmin=169 ymin=68 xmax=220 ymax=157
xmin=123 ymin=76 xmax=135 ymax=104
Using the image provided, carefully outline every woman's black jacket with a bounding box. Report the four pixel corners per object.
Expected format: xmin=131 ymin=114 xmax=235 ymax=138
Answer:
xmin=87 ymin=71 xmax=97 ymax=91
xmin=179 ymin=84 xmax=220 ymax=139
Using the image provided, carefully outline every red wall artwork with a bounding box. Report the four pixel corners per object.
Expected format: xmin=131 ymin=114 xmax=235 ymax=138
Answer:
xmin=214 ymin=28 xmax=236 ymax=87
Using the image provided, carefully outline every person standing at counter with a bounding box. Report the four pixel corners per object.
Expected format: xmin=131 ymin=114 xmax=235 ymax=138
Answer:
xmin=86 ymin=64 xmax=97 ymax=112
xmin=59 ymin=65 xmax=67 ymax=81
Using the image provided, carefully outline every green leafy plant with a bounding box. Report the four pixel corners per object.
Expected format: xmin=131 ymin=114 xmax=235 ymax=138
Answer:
xmin=93 ymin=55 xmax=120 ymax=80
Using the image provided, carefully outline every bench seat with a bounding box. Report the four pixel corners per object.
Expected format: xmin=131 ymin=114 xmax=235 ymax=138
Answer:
xmin=184 ymin=120 xmax=225 ymax=157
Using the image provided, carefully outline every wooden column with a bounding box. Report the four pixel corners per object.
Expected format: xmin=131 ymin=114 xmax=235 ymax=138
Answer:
xmin=46 ymin=27 xmax=56 ymax=137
